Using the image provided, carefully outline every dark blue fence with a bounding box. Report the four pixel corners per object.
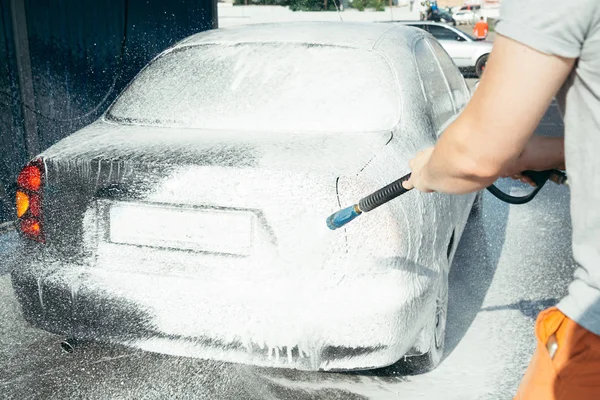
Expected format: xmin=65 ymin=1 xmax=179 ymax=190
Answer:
xmin=0 ymin=0 xmax=217 ymax=223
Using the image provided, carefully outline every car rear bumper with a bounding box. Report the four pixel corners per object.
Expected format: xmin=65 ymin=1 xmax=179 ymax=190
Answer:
xmin=11 ymin=258 xmax=438 ymax=371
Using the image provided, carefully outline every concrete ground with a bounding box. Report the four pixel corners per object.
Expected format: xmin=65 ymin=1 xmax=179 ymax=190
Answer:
xmin=0 ymin=95 xmax=573 ymax=399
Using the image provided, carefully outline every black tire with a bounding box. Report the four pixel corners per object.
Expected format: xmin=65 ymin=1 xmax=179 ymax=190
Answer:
xmin=397 ymin=279 xmax=448 ymax=375
xmin=475 ymin=54 xmax=489 ymax=78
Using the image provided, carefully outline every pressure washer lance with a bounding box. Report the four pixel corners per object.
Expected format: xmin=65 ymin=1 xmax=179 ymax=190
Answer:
xmin=326 ymin=173 xmax=412 ymax=230
xmin=326 ymin=169 xmax=568 ymax=230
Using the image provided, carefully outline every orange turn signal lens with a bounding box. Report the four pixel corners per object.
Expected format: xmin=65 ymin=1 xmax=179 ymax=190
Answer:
xmin=16 ymin=191 xmax=29 ymax=218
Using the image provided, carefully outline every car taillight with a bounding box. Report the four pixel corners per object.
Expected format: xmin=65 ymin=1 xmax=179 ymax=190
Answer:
xmin=17 ymin=165 xmax=42 ymax=191
xmin=16 ymin=158 xmax=45 ymax=243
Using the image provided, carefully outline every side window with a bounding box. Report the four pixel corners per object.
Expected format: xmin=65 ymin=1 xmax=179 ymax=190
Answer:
xmin=414 ymin=37 xmax=455 ymax=133
xmin=427 ymin=25 xmax=460 ymax=41
xmin=409 ymin=24 xmax=428 ymax=33
xmin=427 ymin=38 xmax=469 ymax=111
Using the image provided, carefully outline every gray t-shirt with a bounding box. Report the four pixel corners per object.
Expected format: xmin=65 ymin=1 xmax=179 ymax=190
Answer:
xmin=497 ymin=0 xmax=600 ymax=336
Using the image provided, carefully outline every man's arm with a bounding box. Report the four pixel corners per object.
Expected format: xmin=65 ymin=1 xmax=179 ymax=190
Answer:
xmin=504 ymin=135 xmax=565 ymax=175
xmin=403 ymin=35 xmax=575 ymax=194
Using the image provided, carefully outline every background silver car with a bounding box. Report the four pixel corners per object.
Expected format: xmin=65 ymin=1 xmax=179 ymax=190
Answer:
xmin=10 ymin=22 xmax=477 ymax=374
xmin=402 ymin=21 xmax=493 ymax=77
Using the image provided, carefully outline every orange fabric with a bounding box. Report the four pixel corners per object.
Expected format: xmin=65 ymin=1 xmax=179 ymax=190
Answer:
xmin=473 ymin=21 xmax=488 ymax=39
xmin=514 ymin=307 xmax=600 ymax=400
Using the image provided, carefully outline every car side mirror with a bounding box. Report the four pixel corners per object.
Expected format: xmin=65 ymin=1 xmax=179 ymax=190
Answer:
xmin=456 ymin=36 xmax=464 ymax=42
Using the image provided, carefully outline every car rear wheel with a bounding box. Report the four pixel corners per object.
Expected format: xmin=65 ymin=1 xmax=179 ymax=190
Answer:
xmin=476 ymin=54 xmax=489 ymax=78
xmin=398 ymin=278 xmax=448 ymax=375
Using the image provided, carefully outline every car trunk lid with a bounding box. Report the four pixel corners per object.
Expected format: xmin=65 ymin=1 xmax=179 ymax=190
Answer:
xmin=39 ymin=121 xmax=393 ymax=273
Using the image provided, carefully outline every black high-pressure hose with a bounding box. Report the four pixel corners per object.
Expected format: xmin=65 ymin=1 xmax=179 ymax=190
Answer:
xmin=326 ymin=170 xmax=567 ymax=230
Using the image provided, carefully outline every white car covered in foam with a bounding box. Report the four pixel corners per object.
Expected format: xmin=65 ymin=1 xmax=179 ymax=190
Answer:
xmin=10 ymin=22 xmax=477 ymax=373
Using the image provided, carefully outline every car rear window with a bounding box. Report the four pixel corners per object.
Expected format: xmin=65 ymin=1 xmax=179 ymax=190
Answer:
xmin=106 ymin=43 xmax=401 ymax=134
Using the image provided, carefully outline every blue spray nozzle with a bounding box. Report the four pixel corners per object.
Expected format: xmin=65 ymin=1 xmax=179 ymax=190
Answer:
xmin=326 ymin=205 xmax=362 ymax=230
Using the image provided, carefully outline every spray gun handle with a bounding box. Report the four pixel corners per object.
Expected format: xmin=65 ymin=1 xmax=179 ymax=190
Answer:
xmin=521 ymin=169 xmax=568 ymax=186
xmin=548 ymin=170 xmax=568 ymax=186
xmin=521 ymin=170 xmax=553 ymax=187
xmin=486 ymin=169 xmax=566 ymax=205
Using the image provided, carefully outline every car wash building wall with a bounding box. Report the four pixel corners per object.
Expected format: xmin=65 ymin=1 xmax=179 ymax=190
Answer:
xmin=0 ymin=0 xmax=217 ymax=223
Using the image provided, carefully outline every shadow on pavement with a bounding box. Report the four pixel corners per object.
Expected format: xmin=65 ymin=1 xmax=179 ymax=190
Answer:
xmin=444 ymin=195 xmax=509 ymax=357
xmin=480 ymin=298 xmax=559 ymax=320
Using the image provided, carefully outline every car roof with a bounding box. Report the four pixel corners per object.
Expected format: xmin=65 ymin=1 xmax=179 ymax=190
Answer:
xmin=174 ymin=21 xmax=422 ymax=50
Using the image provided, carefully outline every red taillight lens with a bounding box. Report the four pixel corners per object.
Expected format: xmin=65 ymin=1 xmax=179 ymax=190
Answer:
xmin=16 ymin=158 xmax=45 ymax=243
xmin=29 ymin=193 xmax=42 ymax=217
xmin=17 ymin=165 xmax=42 ymax=191
xmin=20 ymin=219 xmax=41 ymax=236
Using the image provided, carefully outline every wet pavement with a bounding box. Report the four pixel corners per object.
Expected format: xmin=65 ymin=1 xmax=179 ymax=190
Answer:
xmin=0 ymin=99 xmax=574 ymax=399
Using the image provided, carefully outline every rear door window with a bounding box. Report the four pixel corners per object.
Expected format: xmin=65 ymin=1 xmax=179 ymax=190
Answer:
xmin=427 ymin=38 xmax=469 ymax=111
xmin=413 ymin=37 xmax=455 ymax=133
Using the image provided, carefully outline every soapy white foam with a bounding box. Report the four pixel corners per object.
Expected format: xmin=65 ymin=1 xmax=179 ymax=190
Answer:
xmin=30 ymin=23 xmax=477 ymax=372
xmin=108 ymin=43 xmax=400 ymax=135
